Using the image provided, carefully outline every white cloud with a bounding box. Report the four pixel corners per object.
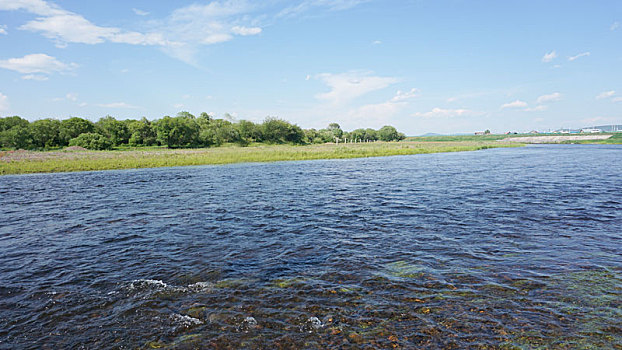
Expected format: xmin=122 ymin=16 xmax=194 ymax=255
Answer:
xmin=315 ymin=71 xmax=399 ymax=105
xmin=0 ymin=92 xmax=8 ymax=112
xmin=231 ymin=25 xmax=261 ymax=36
xmin=372 ymin=40 xmax=381 ymax=45
xmin=0 ymin=53 xmax=77 ymax=77
xmin=97 ymin=102 xmax=139 ymax=109
xmin=21 ymin=74 xmax=48 ymax=80
xmin=0 ymin=24 xmax=6 ymax=34
xmin=501 ymin=100 xmax=528 ymax=109
xmin=611 ymin=21 xmax=620 ymax=31
xmin=612 ymin=97 xmax=622 ymax=103
xmin=536 ymin=92 xmax=562 ymax=104
xmin=132 ymin=8 xmax=149 ymax=16
xmin=66 ymin=92 xmax=77 ymax=101
xmin=277 ymin=0 xmax=369 ymax=18
xmin=525 ymin=105 xmax=548 ymax=112
xmin=568 ymin=52 xmax=590 ymax=61
xmin=542 ymin=50 xmax=557 ymax=63
xmin=596 ymin=90 xmax=615 ymax=99
xmin=390 ymin=88 xmax=419 ymax=102
xmin=345 ymin=88 xmax=418 ymax=126
xmin=413 ymin=108 xmax=475 ymax=118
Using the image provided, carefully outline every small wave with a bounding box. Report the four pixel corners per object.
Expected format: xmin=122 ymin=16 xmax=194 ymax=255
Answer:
xmin=129 ymin=279 xmax=169 ymax=290
xmin=172 ymin=314 xmax=203 ymax=327
xmin=187 ymin=281 xmax=213 ymax=292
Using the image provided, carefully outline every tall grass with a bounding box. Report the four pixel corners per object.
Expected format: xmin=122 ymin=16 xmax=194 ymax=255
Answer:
xmin=0 ymin=141 xmax=521 ymax=175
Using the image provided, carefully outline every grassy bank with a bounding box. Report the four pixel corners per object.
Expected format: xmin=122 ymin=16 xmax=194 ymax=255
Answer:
xmin=0 ymin=141 xmax=520 ymax=175
xmin=407 ymin=133 xmax=622 ymax=143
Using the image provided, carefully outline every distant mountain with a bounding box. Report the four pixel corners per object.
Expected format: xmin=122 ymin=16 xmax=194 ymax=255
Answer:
xmin=419 ymin=133 xmax=443 ymax=137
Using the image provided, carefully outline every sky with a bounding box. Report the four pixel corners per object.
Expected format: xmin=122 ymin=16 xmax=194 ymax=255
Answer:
xmin=0 ymin=0 xmax=620 ymax=135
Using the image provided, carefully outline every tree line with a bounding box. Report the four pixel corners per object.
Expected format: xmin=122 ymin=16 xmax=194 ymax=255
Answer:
xmin=0 ymin=112 xmax=406 ymax=150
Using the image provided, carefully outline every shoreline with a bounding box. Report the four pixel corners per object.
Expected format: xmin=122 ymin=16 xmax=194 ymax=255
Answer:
xmin=0 ymin=141 xmax=520 ymax=175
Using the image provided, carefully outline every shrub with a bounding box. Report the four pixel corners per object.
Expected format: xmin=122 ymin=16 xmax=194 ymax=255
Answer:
xmin=68 ymin=133 xmax=112 ymax=150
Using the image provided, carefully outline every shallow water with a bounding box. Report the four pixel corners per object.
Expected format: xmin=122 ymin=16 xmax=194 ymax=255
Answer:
xmin=0 ymin=144 xmax=620 ymax=349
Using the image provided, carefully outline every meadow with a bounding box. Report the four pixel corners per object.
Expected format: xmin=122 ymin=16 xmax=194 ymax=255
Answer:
xmin=0 ymin=141 xmax=519 ymax=175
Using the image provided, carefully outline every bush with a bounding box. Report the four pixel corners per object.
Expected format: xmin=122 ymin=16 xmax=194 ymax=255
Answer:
xmin=68 ymin=133 xmax=112 ymax=150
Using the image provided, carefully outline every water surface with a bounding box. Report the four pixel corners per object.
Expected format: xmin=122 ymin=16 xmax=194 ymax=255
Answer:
xmin=1 ymin=145 xmax=620 ymax=348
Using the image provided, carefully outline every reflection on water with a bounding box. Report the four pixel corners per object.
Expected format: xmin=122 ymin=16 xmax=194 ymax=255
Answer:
xmin=0 ymin=145 xmax=621 ymax=348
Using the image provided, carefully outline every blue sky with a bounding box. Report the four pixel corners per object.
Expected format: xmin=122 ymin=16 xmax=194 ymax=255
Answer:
xmin=0 ymin=0 xmax=620 ymax=135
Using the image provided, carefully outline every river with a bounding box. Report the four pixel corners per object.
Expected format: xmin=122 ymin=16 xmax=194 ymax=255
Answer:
xmin=1 ymin=144 xmax=620 ymax=348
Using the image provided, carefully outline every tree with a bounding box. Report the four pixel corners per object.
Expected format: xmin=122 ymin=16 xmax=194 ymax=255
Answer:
xmin=484 ymin=129 xmax=491 ymax=134
xmin=59 ymin=117 xmax=95 ymax=146
xmin=0 ymin=125 xmax=32 ymax=149
xmin=96 ymin=116 xmax=130 ymax=146
xmin=327 ymin=123 xmax=343 ymax=138
xmin=378 ymin=125 xmax=404 ymax=141
xmin=236 ymin=120 xmax=262 ymax=143
xmin=262 ymin=117 xmax=303 ymax=144
xmin=68 ymin=133 xmax=112 ymax=150
xmin=127 ymin=117 xmax=156 ymax=146
xmin=153 ymin=115 xmax=199 ymax=148
xmin=0 ymin=116 xmax=29 ymax=132
xmin=30 ymin=119 xmax=61 ymax=149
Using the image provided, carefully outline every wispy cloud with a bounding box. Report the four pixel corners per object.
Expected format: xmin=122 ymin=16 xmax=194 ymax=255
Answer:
xmin=315 ymin=71 xmax=399 ymax=105
xmin=132 ymin=8 xmax=149 ymax=16
xmin=525 ymin=105 xmax=548 ymax=112
xmin=596 ymin=90 xmax=615 ymax=99
xmin=22 ymin=74 xmax=48 ymax=81
xmin=0 ymin=24 xmax=6 ymax=35
xmin=612 ymin=97 xmax=622 ymax=102
xmin=542 ymin=50 xmax=557 ymax=63
xmin=413 ymin=108 xmax=475 ymax=118
xmin=568 ymin=52 xmax=590 ymax=61
xmin=611 ymin=21 xmax=620 ymax=31
xmin=536 ymin=92 xmax=562 ymax=104
xmin=501 ymin=100 xmax=528 ymax=109
xmin=343 ymin=88 xmax=419 ymax=127
xmin=372 ymin=40 xmax=382 ymax=45
xmin=0 ymin=92 xmax=8 ymax=112
xmin=0 ymin=53 xmax=77 ymax=79
xmin=96 ymin=102 xmax=139 ymax=109
xmin=277 ymin=0 xmax=369 ymax=18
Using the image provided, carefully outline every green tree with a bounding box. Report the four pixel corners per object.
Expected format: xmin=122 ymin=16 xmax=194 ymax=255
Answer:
xmin=0 ymin=125 xmax=32 ymax=149
xmin=59 ymin=117 xmax=95 ymax=146
xmin=153 ymin=115 xmax=199 ymax=148
xmin=30 ymin=119 xmax=61 ymax=149
xmin=236 ymin=120 xmax=262 ymax=142
xmin=96 ymin=116 xmax=130 ymax=146
xmin=327 ymin=123 xmax=343 ymax=138
xmin=262 ymin=117 xmax=303 ymax=144
xmin=0 ymin=116 xmax=29 ymax=131
xmin=377 ymin=125 xmax=405 ymax=141
xmin=68 ymin=133 xmax=112 ymax=150
xmin=127 ymin=117 xmax=156 ymax=146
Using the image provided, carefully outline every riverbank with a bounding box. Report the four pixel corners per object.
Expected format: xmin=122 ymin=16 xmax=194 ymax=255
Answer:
xmin=501 ymin=135 xmax=613 ymax=143
xmin=0 ymin=141 xmax=519 ymax=175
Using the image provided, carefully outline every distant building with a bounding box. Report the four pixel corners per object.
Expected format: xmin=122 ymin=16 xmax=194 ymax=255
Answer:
xmin=581 ymin=128 xmax=602 ymax=133
xmin=529 ymin=130 xmax=539 ymax=134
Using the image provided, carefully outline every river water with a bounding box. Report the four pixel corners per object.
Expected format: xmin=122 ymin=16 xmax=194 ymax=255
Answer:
xmin=0 ymin=145 xmax=620 ymax=349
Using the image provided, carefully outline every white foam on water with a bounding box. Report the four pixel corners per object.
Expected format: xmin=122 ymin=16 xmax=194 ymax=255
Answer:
xmin=308 ymin=316 xmax=323 ymax=329
xmin=172 ymin=314 xmax=204 ymax=327
xmin=129 ymin=279 xmax=169 ymax=290
xmin=187 ymin=281 xmax=213 ymax=292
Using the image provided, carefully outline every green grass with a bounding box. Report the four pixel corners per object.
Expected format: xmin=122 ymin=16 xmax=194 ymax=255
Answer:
xmin=408 ymin=133 xmax=622 ymax=144
xmin=0 ymin=141 xmax=520 ymax=175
